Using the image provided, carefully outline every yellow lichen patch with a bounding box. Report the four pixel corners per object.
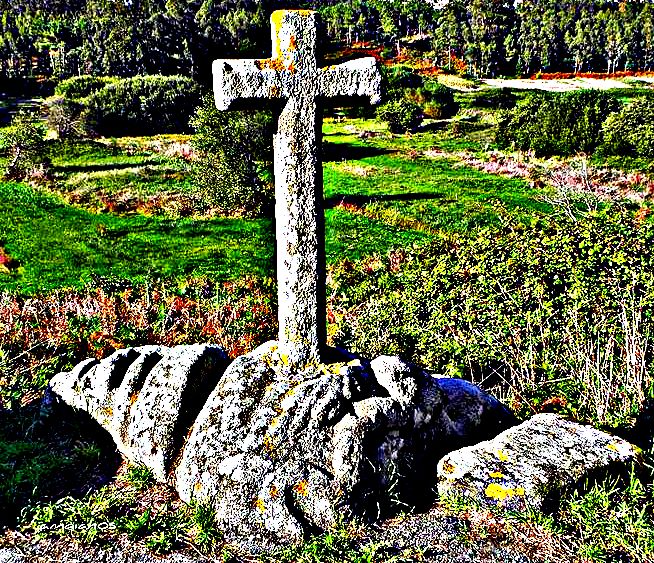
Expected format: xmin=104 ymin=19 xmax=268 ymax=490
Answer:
xmin=255 ymin=498 xmax=266 ymax=513
xmin=194 ymin=481 xmax=203 ymax=493
xmin=485 ymin=483 xmax=525 ymax=502
xmin=270 ymin=85 xmax=280 ymax=97
xmin=269 ymin=484 xmax=280 ymax=499
xmin=496 ymin=450 xmax=509 ymax=462
xmin=280 ymin=353 xmax=289 ymax=366
xmin=607 ymin=442 xmax=621 ymax=452
xmin=271 ymin=11 xmax=285 ymax=59
xmin=442 ymin=461 xmax=456 ymax=474
xmin=263 ymin=433 xmax=277 ymax=457
xmin=255 ymin=58 xmax=287 ymax=72
xmin=293 ymin=479 xmax=309 ymax=496
xmin=129 ymin=392 xmax=139 ymax=405
xmin=489 ymin=471 xmax=504 ymax=479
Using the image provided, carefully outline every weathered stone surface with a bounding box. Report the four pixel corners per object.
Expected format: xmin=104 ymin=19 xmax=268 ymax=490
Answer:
xmin=0 ymin=549 xmax=26 ymax=563
xmin=213 ymin=10 xmax=381 ymax=368
xmin=437 ymin=412 xmax=640 ymax=511
xmin=174 ymin=345 xmax=515 ymax=550
xmin=49 ymin=344 xmax=230 ymax=481
xmin=49 ymin=342 xmax=516 ymax=550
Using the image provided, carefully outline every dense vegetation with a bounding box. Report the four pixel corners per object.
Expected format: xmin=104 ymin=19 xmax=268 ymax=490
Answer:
xmin=4 ymin=0 xmax=654 ymax=87
xmin=4 ymin=2 xmax=654 ymax=556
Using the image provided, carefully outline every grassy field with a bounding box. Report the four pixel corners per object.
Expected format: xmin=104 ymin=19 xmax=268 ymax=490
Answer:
xmin=0 ymin=118 xmax=549 ymax=293
xmin=2 ymin=87 xmax=654 ymax=562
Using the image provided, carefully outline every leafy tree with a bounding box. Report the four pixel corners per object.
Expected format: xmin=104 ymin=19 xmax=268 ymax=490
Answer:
xmin=190 ymin=95 xmax=274 ymax=217
xmin=0 ymin=111 xmax=49 ymax=180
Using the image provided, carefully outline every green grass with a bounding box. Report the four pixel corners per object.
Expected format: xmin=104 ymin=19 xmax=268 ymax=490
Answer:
xmin=0 ymin=181 xmax=275 ymax=293
xmin=0 ymin=121 xmax=548 ymax=293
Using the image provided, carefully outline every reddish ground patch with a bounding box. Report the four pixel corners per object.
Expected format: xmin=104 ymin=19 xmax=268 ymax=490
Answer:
xmin=0 ymin=247 xmax=14 ymax=269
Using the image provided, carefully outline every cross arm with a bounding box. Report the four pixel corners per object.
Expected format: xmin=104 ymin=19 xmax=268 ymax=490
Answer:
xmin=213 ymin=59 xmax=285 ymax=110
xmin=319 ymin=58 xmax=382 ymax=105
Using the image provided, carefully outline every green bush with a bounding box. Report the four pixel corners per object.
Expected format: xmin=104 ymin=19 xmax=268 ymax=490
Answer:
xmin=376 ymin=99 xmax=423 ymax=133
xmin=407 ymin=80 xmax=458 ymax=119
xmin=381 ymin=65 xmax=425 ymax=101
xmin=54 ymin=75 xmax=118 ymax=100
xmin=190 ymin=96 xmax=274 ymax=217
xmin=44 ymin=96 xmax=86 ymax=138
xmin=0 ymin=111 xmax=50 ymax=180
xmin=496 ymin=90 xmax=622 ymax=156
xmin=469 ymin=88 xmax=518 ymax=110
xmin=330 ymin=203 xmax=654 ymax=428
xmin=84 ymin=75 xmax=203 ymax=137
xmin=601 ymin=98 xmax=654 ymax=158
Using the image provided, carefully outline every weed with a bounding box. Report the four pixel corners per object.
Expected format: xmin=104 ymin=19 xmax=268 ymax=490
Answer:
xmin=120 ymin=465 xmax=154 ymax=492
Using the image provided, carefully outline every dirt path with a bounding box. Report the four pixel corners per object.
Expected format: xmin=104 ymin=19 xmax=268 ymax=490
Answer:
xmin=483 ymin=77 xmax=637 ymax=92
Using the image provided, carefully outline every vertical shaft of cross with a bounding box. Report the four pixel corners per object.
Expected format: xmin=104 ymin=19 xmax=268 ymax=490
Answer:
xmin=212 ymin=10 xmax=381 ymax=369
xmin=275 ymin=96 xmax=325 ymax=367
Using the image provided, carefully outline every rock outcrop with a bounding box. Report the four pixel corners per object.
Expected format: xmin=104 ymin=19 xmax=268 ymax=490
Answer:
xmin=49 ymin=344 xmax=231 ymax=481
xmin=49 ymin=342 xmax=515 ymax=550
xmin=436 ymin=412 xmax=641 ymax=511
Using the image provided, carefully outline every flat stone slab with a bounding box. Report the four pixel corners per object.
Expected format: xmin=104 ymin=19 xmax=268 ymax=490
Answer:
xmin=436 ymin=413 xmax=640 ymax=511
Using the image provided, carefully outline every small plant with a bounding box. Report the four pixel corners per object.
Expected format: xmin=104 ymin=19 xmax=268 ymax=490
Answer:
xmin=260 ymin=519 xmax=397 ymax=563
xmin=0 ymin=110 xmax=50 ymax=180
xmin=558 ymin=465 xmax=654 ymax=561
xmin=376 ymin=99 xmax=422 ymax=133
xmin=44 ymin=96 xmax=87 ymax=139
xmin=187 ymin=500 xmax=223 ymax=554
xmin=120 ymin=465 xmax=154 ymax=491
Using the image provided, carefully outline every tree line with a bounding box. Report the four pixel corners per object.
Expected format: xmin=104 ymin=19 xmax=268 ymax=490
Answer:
xmin=2 ymin=0 xmax=654 ymax=84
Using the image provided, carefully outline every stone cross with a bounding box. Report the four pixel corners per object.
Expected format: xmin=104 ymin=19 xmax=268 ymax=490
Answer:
xmin=213 ymin=10 xmax=381 ymax=367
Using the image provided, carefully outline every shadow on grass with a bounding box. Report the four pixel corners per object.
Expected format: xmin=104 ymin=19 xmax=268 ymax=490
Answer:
xmin=325 ymin=192 xmax=452 ymax=208
xmin=0 ymin=399 xmax=122 ymax=527
xmin=54 ymin=160 xmax=161 ymax=174
xmin=323 ymin=141 xmax=393 ymax=162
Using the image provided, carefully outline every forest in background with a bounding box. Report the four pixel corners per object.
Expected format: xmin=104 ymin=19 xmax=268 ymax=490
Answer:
xmin=3 ymin=0 xmax=654 ymax=88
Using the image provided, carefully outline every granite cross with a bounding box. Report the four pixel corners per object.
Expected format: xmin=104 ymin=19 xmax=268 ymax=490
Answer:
xmin=213 ymin=10 xmax=381 ymax=368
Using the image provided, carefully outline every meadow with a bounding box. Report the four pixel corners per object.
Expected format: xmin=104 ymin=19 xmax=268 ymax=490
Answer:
xmin=1 ymin=84 xmax=654 ymax=561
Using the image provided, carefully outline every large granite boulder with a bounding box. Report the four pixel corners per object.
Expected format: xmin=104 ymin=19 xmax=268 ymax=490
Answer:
xmin=49 ymin=342 xmax=516 ymax=550
xmin=436 ymin=413 xmax=641 ymax=512
xmin=49 ymin=344 xmax=231 ymax=481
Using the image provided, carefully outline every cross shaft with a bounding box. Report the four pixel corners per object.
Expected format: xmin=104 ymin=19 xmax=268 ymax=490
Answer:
xmin=213 ymin=10 xmax=381 ymax=368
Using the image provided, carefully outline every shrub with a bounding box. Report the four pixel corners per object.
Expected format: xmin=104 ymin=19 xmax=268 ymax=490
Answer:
xmin=190 ymin=96 xmax=274 ymax=217
xmin=381 ymin=65 xmax=425 ymax=101
xmin=376 ymin=99 xmax=423 ymax=133
xmin=496 ymin=90 xmax=622 ymax=156
xmin=0 ymin=111 xmax=50 ymax=180
xmin=407 ymin=80 xmax=458 ymax=119
xmin=54 ymin=75 xmax=118 ymax=100
xmin=329 ymin=203 xmax=654 ymax=428
xmin=84 ymin=75 xmax=203 ymax=137
xmin=43 ymin=96 xmax=86 ymax=138
xmin=469 ymin=88 xmax=518 ymax=110
xmin=601 ymin=98 xmax=654 ymax=158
